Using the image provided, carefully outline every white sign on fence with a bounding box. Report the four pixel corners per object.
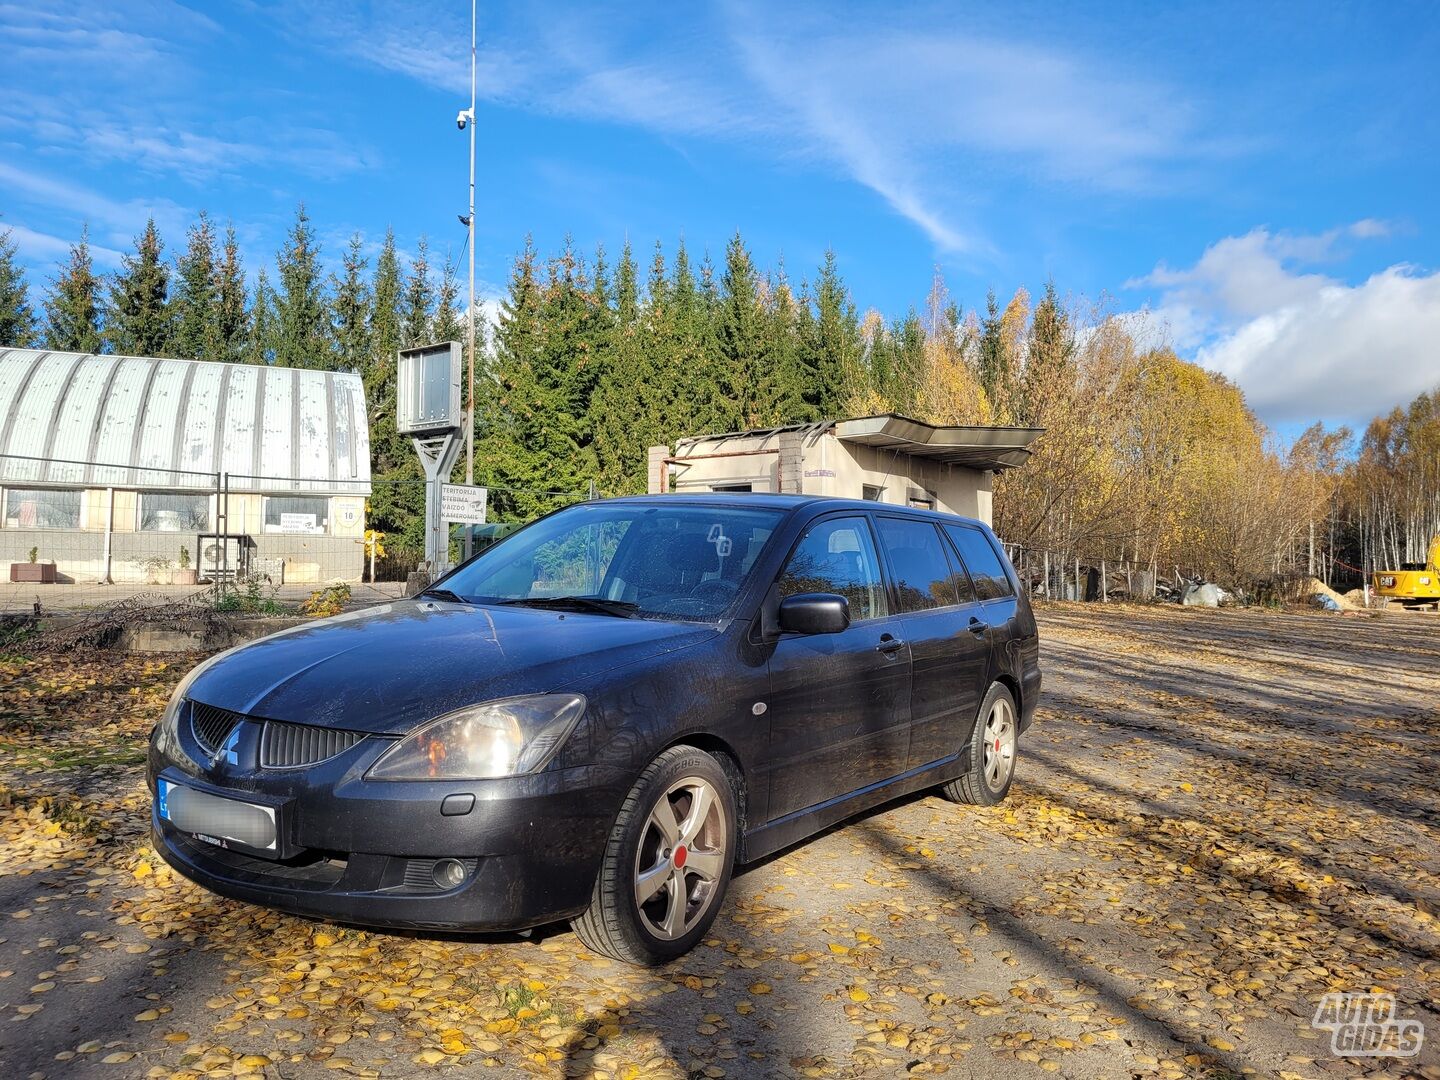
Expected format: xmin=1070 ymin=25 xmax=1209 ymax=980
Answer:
xmin=441 ymin=484 xmax=488 ymax=525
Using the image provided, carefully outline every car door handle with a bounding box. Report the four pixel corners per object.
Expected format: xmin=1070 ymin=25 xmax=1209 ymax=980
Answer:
xmin=876 ymin=634 xmax=906 ymax=654
xmin=967 ymin=617 xmax=989 ymax=636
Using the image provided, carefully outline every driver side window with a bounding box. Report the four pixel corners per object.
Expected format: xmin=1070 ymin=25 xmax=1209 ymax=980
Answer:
xmin=778 ymin=516 xmax=889 ymax=622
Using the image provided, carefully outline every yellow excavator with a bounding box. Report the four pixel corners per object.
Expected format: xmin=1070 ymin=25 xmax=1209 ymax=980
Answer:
xmin=1373 ymin=533 xmax=1440 ymax=609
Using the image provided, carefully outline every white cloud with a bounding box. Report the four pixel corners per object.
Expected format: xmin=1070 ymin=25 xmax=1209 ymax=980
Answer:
xmin=0 ymin=160 xmax=194 ymax=260
xmin=1131 ymin=225 xmax=1440 ymax=423
xmin=1 ymin=222 xmax=123 ymax=269
xmin=0 ymin=1 xmax=374 ymax=186
xmin=266 ymin=2 xmax=1212 ymax=257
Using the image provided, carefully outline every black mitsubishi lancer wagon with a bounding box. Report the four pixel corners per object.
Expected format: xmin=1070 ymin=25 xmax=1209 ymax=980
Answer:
xmin=149 ymin=495 xmax=1041 ymax=965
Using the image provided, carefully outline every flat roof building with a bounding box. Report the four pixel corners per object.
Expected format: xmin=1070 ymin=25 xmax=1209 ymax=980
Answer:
xmin=0 ymin=348 xmax=371 ymax=586
xmin=650 ymin=415 xmax=1042 ymax=524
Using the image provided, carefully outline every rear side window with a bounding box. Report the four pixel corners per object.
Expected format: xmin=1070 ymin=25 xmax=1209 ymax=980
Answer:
xmin=944 ymin=525 xmax=1014 ymax=600
xmin=779 ymin=516 xmax=889 ymax=621
xmin=876 ymin=517 xmax=962 ymax=612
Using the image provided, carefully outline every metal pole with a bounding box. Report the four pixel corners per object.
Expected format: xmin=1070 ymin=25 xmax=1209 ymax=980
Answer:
xmin=100 ymin=486 xmax=114 ymax=584
xmin=463 ymin=0 xmax=477 ymax=561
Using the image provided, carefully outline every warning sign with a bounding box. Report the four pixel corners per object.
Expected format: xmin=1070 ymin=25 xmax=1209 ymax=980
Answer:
xmin=441 ymin=484 xmax=488 ymax=525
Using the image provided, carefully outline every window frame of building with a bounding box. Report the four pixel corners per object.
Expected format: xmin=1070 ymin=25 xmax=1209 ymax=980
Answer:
xmin=137 ymin=492 xmax=212 ymax=533
xmin=776 ymin=513 xmax=890 ymax=623
xmin=861 ymin=484 xmax=885 ymax=502
xmin=262 ymin=495 xmax=331 ymax=535
xmin=2 ymin=487 xmax=84 ymax=530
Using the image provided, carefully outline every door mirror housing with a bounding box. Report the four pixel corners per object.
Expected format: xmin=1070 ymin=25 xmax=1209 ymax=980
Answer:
xmin=777 ymin=593 xmax=850 ymax=635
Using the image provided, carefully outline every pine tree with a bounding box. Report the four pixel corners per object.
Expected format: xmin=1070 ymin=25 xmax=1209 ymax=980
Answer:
xmin=977 ymin=288 xmax=1006 ymax=417
xmin=214 ymin=224 xmax=249 ymax=362
xmin=331 ymin=233 xmax=371 ymax=373
xmin=668 ymin=239 xmax=719 ymax=435
xmin=481 ymin=237 xmax=563 ymax=518
xmin=431 ymin=252 xmax=461 ymax=343
xmin=171 ymin=212 xmax=218 ymax=360
xmin=272 ymin=204 xmax=330 ymax=369
xmin=762 ymin=262 xmax=810 ymax=424
xmin=105 ymin=217 xmax=171 ymax=356
xmin=42 ymin=226 xmax=103 ymax=353
xmin=401 ymin=236 xmax=433 ymax=348
xmin=0 ymin=229 xmax=38 ymax=347
xmin=246 ymin=268 xmax=277 ymax=365
xmin=362 ymin=229 xmax=421 ymax=552
xmin=591 ymin=240 xmax=650 ymax=493
xmin=1020 ymin=279 xmax=1073 ymax=426
xmin=809 ymin=249 xmax=859 ymax=419
xmin=369 ymin=229 xmax=403 ymax=380
xmin=716 ymin=232 xmax=765 ymax=428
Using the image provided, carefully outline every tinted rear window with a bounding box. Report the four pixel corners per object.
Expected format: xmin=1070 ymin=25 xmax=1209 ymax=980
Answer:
xmin=876 ymin=517 xmax=961 ymax=612
xmin=944 ymin=525 xmax=1014 ymax=600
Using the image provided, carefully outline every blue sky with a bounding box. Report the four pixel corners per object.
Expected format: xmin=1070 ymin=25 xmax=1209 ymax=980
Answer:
xmin=3 ymin=1 xmax=1439 ymax=432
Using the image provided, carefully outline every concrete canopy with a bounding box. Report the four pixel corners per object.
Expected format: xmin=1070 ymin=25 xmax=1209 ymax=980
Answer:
xmin=832 ymin=414 xmax=1042 ymax=471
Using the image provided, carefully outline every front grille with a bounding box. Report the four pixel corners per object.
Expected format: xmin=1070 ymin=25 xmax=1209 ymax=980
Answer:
xmin=259 ymin=721 xmax=366 ymax=769
xmin=190 ymin=701 xmax=244 ymax=755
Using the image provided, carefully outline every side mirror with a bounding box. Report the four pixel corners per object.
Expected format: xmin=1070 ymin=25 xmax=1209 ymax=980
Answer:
xmin=777 ymin=593 xmax=850 ymax=635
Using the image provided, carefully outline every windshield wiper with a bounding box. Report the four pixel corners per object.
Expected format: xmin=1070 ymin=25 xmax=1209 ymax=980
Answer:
xmin=500 ymin=595 xmax=638 ymax=618
xmin=418 ymin=587 xmax=472 ymax=604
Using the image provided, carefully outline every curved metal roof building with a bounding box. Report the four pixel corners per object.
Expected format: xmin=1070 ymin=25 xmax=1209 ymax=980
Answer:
xmin=0 ymin=349 xmax=370 ymax=494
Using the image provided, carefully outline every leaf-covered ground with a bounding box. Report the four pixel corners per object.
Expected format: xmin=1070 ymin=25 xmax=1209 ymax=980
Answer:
xmin=1 ymin=605 xmax=1437 ymax=1079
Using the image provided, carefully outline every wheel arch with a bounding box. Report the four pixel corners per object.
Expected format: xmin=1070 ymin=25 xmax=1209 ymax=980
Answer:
xmin=993 ymin=672 xmax=1022 ymax=718
xmin=657 ymin=732 xmax=750 ymax=859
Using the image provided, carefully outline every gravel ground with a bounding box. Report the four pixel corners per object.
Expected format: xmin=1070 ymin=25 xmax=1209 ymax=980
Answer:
xmin=1 ymin=603 xmax=1437 ymax=1080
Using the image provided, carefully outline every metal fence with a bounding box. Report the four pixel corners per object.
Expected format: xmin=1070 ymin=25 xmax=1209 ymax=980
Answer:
xmin=1000 ymin=543 xmax=1162 ymax=603
xmin=0 ymin=450 xmax=593 ymax=615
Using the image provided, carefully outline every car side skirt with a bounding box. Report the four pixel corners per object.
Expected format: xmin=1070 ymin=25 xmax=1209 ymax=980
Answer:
xmin=739 ymin=753 xmax=962 ymax=864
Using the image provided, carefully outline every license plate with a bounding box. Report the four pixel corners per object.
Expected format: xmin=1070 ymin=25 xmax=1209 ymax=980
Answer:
xmin=158 ymin=778 xmax=278 ymax=855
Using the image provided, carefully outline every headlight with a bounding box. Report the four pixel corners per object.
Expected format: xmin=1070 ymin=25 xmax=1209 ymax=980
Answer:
xmin=152 ymin=654 xmax=222 ymax=768
xmin=366 ymin=694 xmax=586 ymax=781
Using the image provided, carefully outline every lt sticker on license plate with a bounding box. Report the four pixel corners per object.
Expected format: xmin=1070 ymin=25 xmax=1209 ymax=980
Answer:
xmin=158 ymin=778 xmax=278 ymax=853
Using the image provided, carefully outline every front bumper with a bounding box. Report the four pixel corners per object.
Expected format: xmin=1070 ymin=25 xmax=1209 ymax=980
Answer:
xmin=148 ymin=719 xmax=623 ymax=932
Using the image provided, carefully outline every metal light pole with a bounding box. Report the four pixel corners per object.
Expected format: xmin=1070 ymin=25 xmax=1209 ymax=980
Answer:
xmin=460 ymin=0 xmax=477 ymax=559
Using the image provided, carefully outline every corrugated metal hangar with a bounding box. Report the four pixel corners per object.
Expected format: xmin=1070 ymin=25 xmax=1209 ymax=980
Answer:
xmin=0 ymin=348 xmax=371 ymax=585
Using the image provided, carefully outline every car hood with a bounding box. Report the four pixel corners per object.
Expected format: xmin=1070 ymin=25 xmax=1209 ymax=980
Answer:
xmin=186 ymin=600 xmax=717 ymax=734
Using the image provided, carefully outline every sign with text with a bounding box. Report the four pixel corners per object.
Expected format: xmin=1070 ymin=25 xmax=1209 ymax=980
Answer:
xmin=441 ymin=484 xmax=488 ymax=525
xmin=278 ymin=513 xmax=318 ymax=534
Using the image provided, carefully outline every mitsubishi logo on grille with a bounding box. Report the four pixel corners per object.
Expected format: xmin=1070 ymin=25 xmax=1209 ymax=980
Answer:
xmin=213 ymin=724 xmax=242 ymax=769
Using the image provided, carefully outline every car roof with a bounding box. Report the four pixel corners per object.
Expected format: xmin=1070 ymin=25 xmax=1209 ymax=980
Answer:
xmin=592 ymin=493 xmax=989 ymax=530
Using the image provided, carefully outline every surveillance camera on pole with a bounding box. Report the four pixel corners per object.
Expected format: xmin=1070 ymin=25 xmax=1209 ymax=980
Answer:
xmin=457 ymin=0 xmax=479 ymax=561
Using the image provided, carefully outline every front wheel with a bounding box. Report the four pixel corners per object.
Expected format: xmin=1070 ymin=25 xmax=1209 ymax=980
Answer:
xmin=572 ymin=745 xmax=736 ymax=965
xmin=941 ymin=683 xmax=1019 ymax=805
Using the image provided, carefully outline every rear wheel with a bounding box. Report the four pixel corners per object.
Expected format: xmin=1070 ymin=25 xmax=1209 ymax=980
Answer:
xmin=941 ymin=683 xmax=1018 ymax=805
xmin=573 ymin=746 xmax=736 ymax=965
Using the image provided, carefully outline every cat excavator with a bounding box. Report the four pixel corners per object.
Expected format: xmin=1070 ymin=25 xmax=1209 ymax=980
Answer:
xmin=1373 ymin=533 xmax=1440 ymax=609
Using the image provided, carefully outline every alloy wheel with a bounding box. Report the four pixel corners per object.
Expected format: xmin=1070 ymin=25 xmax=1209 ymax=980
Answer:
xmin=634 ymin=775 xmax=727 ymax=941
xmin=981 ymin=697 xmax=1016 ymax=793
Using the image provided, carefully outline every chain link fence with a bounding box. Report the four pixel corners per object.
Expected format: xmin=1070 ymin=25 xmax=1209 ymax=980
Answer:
xmin=0 ymin=451 xmax=595 ymax=615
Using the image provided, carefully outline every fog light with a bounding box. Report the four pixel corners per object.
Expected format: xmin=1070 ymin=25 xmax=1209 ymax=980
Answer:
xmin=432 ymin=858 xmax=467 ymax=890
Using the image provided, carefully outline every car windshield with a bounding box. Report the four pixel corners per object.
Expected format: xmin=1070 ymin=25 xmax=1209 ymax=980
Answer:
xmin=436 ymin=502 xmax=784 ymax=622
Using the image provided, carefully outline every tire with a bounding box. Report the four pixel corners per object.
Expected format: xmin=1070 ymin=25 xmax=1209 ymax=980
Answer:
xmin=940 ymin=683 xmax=1019 ymax=806
xmin=572 ymin=745 xmax=737 ymax=965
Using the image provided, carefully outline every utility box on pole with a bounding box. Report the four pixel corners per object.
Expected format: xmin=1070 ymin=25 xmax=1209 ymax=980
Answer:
xmin=399 ymin=343 xmax=463 ymax=579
